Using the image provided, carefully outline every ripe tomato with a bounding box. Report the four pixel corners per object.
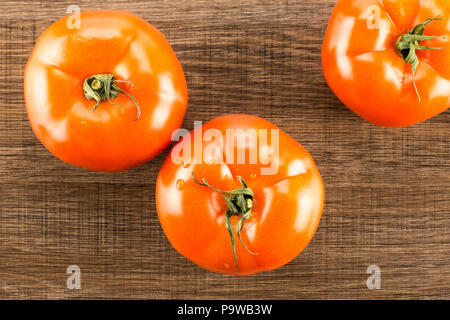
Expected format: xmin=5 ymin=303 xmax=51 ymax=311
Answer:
xmin=25 ymin=10 xmax=188 ymax=172
xmin=156 ymin=115 xmax=324 ymax=275
xmin=322 ymin=0 xmax=450 ymax=127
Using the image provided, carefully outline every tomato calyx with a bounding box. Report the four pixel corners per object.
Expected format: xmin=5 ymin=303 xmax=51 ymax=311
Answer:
xmin=83 ymin=73 xmax=141 ymax=120
xmin=394 ymin=17 xmax=447 ymax=102
xmin=192 ymin=173 xmax=257 ymax=273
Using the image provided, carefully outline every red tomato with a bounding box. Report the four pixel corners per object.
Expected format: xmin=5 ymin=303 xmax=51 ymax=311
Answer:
xmin=25 ymin=10 xmax=188 ymax=172
xmin=322 ymin=0 xmax=450 ymax=127
xmin=156 ymin=115 xmax=324 ymax=275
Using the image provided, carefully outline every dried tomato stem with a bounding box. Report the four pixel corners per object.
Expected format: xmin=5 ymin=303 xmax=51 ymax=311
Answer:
xmin=83 ymin=73 xmax=141 ymax=120
xmin=192 ymin=173 xmax=257 ymax=274
xmin=394 ymin=17 xmax=446 ymax=102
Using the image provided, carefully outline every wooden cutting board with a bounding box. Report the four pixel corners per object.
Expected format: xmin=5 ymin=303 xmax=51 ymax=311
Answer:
xmin=0 ymin=0 xmax=448 ymax=299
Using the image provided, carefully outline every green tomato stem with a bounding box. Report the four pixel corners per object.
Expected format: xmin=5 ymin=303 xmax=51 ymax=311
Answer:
xmin=83 ymin=73 xmax=141 ymax=120
xmin=394 ymin=17 xmax=447 ymax=102
xmin=192 ymin=173 xmax=257 ymax=274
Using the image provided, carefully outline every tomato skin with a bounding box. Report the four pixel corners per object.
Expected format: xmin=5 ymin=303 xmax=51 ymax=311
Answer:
xmin=25 ymin=10 xmax=188 ymax=172
xmin=156 ymin=115 xmax=324 ymax=276
xmin=322 ymin=0 xmax=450 ymax=127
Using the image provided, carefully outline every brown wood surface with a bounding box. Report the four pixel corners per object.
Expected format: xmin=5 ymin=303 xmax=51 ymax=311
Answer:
xmin=0 ymin=0 xmax=449 ymax=300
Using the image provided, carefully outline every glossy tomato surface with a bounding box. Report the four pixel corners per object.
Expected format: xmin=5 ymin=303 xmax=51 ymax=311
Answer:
xmin=25 ymin=10 xmax=188 ymax=171
xmin=156 ymin=115 xmax=324 ymax=275
xmin=322 ymin=0 xmax=450 ymax=127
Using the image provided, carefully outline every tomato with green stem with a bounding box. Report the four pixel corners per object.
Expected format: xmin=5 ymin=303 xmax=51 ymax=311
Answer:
xmin=156 ymin=115 xmax=324 ymax=275
xmin=322 ymin=0 xmax=450 ymax=127
xmin=25 ymin=10 xmax=188 ymax=172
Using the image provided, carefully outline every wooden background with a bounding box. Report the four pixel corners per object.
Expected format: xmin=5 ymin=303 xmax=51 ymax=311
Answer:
xmin=0 ymin=0 xmax=449 ymax=300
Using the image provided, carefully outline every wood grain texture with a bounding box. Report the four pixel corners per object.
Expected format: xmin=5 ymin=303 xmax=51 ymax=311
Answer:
xmin=0 ymin=0 xmax=449 ymax=299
